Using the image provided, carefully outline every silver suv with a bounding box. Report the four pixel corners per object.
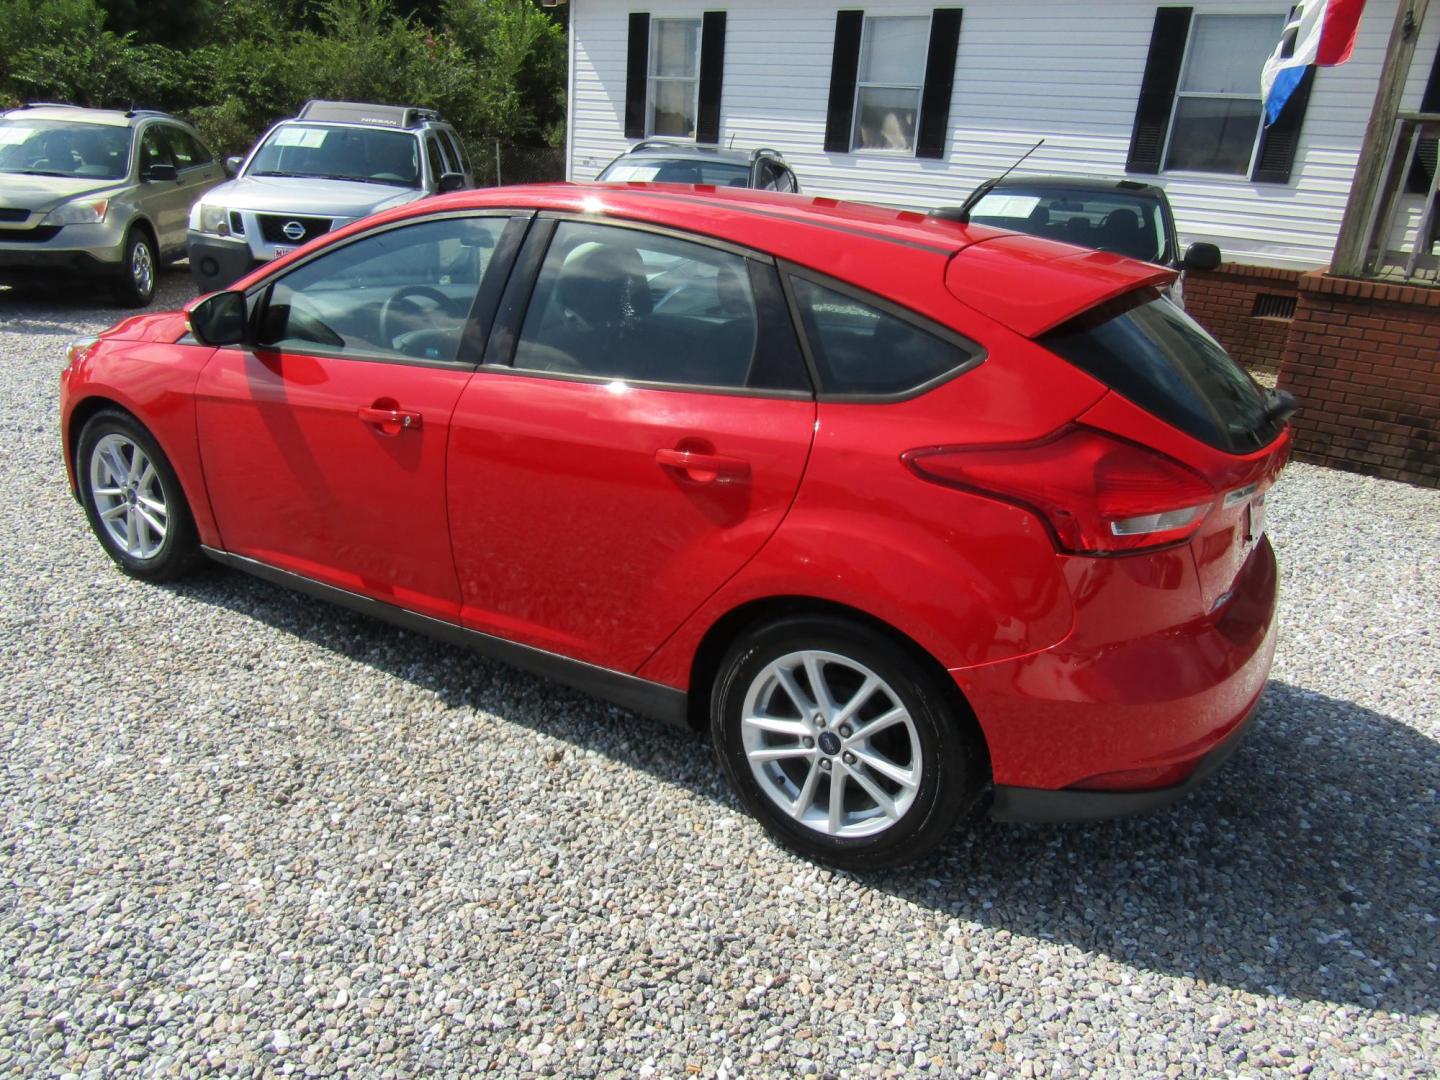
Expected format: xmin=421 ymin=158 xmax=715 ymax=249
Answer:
xmin=0 ymin=104 xmax=224 ymax=306
xmin=187 ymin=100 xmax=473 ymax=291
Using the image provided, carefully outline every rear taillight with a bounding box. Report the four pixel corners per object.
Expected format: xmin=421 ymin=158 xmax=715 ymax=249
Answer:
xmin=904 ymin=426 xmax=1217 ymax=555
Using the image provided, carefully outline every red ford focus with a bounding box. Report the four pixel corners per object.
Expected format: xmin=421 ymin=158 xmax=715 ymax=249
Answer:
xmin=59 ymin=184 xmax=1291 ymax=869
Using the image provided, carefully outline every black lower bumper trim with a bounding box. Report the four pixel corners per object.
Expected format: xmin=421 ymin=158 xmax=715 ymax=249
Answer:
xmin=187 ymin=234 xmax=258 ymax=291
xmin=989 ymin=701 xmax=1259 ymax=824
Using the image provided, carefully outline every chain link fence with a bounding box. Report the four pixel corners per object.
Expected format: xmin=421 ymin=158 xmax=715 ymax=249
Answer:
xmin=472 ymin=142 xmax=567 ymax=187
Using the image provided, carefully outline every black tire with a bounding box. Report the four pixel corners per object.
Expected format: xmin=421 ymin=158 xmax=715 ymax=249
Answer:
xmin=113 ymin=228 xmax=158 ymax=308
xmin=711 ymin=614 xmax=986 ymax=871
xmin=76 ymin=409 xmax=201 ymax=581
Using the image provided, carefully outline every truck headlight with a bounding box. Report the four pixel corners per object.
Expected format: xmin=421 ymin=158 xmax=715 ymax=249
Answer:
xmin=41 ymin=197 xmax=110 ymax=226
xmin=190 ymin=203 xmax=232 ymax=236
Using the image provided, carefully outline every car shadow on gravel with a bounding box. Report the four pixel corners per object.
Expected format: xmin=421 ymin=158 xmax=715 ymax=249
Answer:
xmin=168 ymin=569 xmax=1439 ymax=1018
xmin=0 ymin=272 xmax=196 ymax=330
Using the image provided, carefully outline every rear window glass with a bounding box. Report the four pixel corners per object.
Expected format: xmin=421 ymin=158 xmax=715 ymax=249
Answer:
xmin=600 ymin=158 xmax=751 ymax=186
xmin=790 ymin=277 xmax=979 ymax=396
xmin=967 ymin=187 xmax=1170 ymax=264
xmin=1040 ymin=290 xmax=1281 ymax=453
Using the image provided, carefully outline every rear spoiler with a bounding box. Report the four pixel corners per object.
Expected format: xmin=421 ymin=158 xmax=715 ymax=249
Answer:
xmin=944 ymin=233 xmax=1177 ymax=338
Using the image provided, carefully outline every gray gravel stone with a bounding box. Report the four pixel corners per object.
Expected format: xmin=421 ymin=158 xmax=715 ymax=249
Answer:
xmin=1 ymin=274 xmax=1437 ymax=1077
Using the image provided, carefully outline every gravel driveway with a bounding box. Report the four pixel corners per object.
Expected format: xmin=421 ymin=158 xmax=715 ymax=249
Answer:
xmin=2 ymin=276 xmax=1437 ymax=1078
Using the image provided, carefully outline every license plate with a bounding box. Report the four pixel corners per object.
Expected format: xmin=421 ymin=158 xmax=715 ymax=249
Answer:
xmin=273 ymin=245 xmax=296 ymax=257
xmin=1249 ymin=493 xmax=1266 ymax=542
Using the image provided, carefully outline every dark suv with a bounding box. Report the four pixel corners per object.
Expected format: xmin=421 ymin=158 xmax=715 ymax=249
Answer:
xmin=597 ymin=140 xmax=799 ymax=192
xmin=942 ymin=175 xmax=1221 ymax=307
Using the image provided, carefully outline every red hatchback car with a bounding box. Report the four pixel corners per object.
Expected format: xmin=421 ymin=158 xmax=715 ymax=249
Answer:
xmin=60 ymin=184 xmax=1291 ymax=869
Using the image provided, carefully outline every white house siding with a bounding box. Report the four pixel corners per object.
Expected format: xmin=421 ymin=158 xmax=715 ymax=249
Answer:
xmin=567 ymin=0 xmax=1440 ymax=271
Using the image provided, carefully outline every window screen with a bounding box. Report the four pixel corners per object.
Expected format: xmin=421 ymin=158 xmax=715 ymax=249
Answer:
xmin=791 ymin=276 xmax=978 ymax=396
xmin=1164 ymin=14 xmax=1284 ymax=175
xmin=852 ymin=16 xmax=928 ymax=152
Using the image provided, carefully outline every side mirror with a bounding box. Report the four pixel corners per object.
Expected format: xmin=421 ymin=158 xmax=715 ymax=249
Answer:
xmin=188 ymin=291 xmax=248 ymax=346
xmin=224 ymin=155 xmax=243 ymax=177
xmin=143 ymin=162 xmax=178 ymax=183
xmin=1181 ymin=241 xmax=1221 ymax=271
xmin=437 ymin=171 xmax=466 ymax=194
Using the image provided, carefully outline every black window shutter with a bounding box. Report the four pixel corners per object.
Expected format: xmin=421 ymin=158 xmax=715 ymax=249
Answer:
xmin=697 ymin=12 xmax=727 ymax=144
xmin=1126 ymin=7 xmax=1192 ymax=174
xmin=825 ymin=10 xmax=865 ymax=153
xmin=625 ymin=13 xmax=651 ymax=140
xmin=1251 ymin=65 xmax=1313 ymax=184
xmin=1405 ymin=39 xmax=1440 ymax=193
xmin=916 ymin=9 xmax=963 ymax=159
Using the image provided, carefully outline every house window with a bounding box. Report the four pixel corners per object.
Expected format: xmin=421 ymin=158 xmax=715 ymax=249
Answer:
xmin=852 ymin=16 xmax=930 ymax=152
xmin=648 ymin=18 xmax=702 ymax=138
xmin=1163 ymin=13 xmax=1285 ymax=175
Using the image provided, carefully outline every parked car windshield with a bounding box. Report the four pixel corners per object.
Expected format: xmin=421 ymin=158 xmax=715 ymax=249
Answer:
xmin=246 ymin=123 xmax=420 ymax=187
xmin=1041 ymin=289 xmax=1281 ymax=454
xmin=967 ymin=186 xmax=1170 ymax=264
xmin=600 ymin=158 xmax=751 ymax=186
xmin=0 ymin=119 xmax=133 ymax=180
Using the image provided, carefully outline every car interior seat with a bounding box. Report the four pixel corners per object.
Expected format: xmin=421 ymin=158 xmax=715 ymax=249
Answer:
xmin=1098 ymin=209 xmax=1150 ymax=261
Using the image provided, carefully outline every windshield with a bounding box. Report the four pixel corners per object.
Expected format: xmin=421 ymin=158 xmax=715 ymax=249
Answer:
xmin=599 ymin=158 xmax=750 ymax=186
xmin=968 ymin=186 xmax=1170 ymax=264
xmin=0 ymin=119 xmax=133 ymax=180
xmin=1041 ymin=290 xmax=1281 ymax=454
xmin=246 ymin=123 xmax=420 ymax=187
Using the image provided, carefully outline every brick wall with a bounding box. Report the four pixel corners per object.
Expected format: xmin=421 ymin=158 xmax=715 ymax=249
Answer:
xmin=1184 ymin=263 xmax=1303 ymax=374
xmin=1278 ymin=273 xmax=1440 ymax=488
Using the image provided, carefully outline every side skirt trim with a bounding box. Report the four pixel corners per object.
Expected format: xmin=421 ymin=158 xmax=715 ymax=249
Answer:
xmin=201 ymin=547 xmax=691 ymax=730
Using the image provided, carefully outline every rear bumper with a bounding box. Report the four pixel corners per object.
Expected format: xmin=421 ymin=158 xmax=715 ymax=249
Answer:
xmin=187 ymin=233 xmax=259 ymax=291
xmin=989 ymin=691 xmax=1260 ymax=822
xmin=957 ymin=535 xmax=1278 ymax=814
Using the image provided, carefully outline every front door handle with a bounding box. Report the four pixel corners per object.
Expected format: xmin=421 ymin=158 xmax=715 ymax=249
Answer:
xmin=655 ymin=447 xmax=750 ymax=484
xmin=358 ymin=405 xmax=422 ymax=434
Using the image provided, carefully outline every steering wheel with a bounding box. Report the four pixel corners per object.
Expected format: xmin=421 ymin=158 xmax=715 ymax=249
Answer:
xmin=379 ymin=285 xmax=451 ymax=348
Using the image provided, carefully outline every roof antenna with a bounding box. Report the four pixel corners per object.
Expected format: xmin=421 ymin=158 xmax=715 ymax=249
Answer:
xmin=728 ymin=134 xmax=735 ymax=149
xmin=993 ymin=137 xmax=1045 ymax=186
xmin=932 ymin=138 xmax=1046 ymax=225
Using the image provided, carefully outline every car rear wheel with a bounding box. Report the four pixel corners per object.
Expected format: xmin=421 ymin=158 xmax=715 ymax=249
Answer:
xmin=77 ymin=410 xmax=200 ymax=581
xmin=712 ymin=615 xmax=985 ymax=870
xmin=113 ymin=229 xmax=157 ymax=308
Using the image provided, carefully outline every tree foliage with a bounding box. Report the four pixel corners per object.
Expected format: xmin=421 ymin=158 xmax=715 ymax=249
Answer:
xmin=0 ymin=0 xmax=567 ymax=155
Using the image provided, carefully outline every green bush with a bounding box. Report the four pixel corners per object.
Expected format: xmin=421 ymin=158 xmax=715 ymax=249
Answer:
xmin=0 ymin=0 xmax=567 ymax=159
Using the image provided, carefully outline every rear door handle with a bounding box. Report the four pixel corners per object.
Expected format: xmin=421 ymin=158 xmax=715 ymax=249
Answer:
xmin=358 ymin=406 xmax=422 ymax=432
xmin=655 ymin=447 xmax=750 ymax=483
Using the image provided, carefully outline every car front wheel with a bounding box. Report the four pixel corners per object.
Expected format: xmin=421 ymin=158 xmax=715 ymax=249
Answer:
xmin=113 ymin=228 xmax=157 ymax=308
xmin=712 ymin=615 xmax=986 ymax=870
xmin=77 ymin=410 xmax=200 ymax=580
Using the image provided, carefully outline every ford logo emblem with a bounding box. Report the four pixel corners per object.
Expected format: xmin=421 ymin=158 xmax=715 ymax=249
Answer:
xmin=281 ymin=220 xmax=306 ymax=241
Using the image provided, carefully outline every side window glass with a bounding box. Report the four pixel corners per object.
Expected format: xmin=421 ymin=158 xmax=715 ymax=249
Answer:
xmin=178 ymin=128 xmax=213 ymax=165
xmin=513 ymin=221 xmax=768 ymax=390
xmin=256 ymin=216 xmax=507 ymax=364
xmin=776 ymin=169 xmax=797 ymax=194
xmin=443 ymin=132 xmax=468 ymax=177
xmin=790 ymin=277 xmax=979 ymax=396
xmin=138 ymin=127 xmax=173 ymax=172
xmin=425 ymin=136 xmax=446 ymax=186
xmin=166 ymin=126 xmax=197 ymax=169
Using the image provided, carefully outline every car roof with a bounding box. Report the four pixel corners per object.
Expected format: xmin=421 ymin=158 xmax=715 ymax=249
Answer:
xmin=274 ymin=117 xmax=423 ymax=137
xmin=353 ymin=182 xmax=1175 ymax=338
xmin=616 ymin=141 xmax=777 ymax=166
xmin=982 ymin=174 xmax=1167 ymax=199
xmin=0 ymin=105 xmax=169 ymax=128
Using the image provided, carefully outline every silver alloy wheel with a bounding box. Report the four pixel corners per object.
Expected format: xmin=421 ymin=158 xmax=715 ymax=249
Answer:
xmin=741 ymin=649 xmax=922 ymax=838
xmin=131 ymin=237 xmax=155 ymax=298
xmin=89 ymin=433 xmax=167 ymax=559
